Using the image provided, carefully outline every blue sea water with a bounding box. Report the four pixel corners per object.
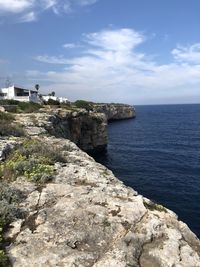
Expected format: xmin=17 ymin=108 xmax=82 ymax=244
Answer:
xmin=94 ymin=104 xmax=200 ymax=238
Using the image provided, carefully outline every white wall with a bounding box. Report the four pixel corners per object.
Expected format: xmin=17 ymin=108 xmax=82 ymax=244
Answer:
xmin=0 ymin=86 xmax=15 ymax=98
xmin=42 ymin=96 xmax=59 ymax=102
xmin=58 ymin=97 xmax=69 ymax=103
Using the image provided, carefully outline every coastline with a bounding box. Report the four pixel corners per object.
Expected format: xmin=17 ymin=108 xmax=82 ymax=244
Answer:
xmin=0 ymin=104 xmax=200 ymax=266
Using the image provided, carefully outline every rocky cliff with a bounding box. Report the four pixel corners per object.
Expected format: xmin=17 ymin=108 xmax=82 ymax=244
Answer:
xmin=15 ymin=108 xmax=108 ymax=153
xmin=93 ymin=103 xmax=136 ymax=121
xmin=1 ymin=136 xmax=200 ymax=267
xmin=14 ymin=103 xmax=135 ymax=153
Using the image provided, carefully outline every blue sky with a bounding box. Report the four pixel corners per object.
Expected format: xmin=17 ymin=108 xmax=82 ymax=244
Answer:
xmin=0 ymin=0 xmax=200 ymax=104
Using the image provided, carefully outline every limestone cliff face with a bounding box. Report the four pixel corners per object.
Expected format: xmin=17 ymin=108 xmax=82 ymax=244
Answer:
xmin=15 ymin=108 xmax=108 ymax=153
xmin=15 ymin=104 xmax=135 ymax=153
xmin=93 ymin=103 xmax=136 ymax=121
xmin=1 ymin=136 xmax=200 ymax=267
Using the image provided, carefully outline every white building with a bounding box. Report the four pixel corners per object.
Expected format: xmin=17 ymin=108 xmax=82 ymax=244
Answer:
xmin=42 ymin=95 xmax=58 ymax=102
xmin=42 ymin=95 xmax=69 ymax=103
xmin=0 ymin=85 xmax=40 ymax=103
xmin=58 ymin=97 xmax=69 ymax=103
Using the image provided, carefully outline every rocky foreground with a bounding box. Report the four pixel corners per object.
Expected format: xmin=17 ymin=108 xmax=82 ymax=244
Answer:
xmin=1 ymin=136 xmax=200 ymax=267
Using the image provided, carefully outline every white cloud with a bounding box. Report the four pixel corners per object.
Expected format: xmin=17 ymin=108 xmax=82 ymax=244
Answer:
xmin=85 ymin=29 xmax=144 ymax=51
xmin=35 ymin=55 xmax=69 ymax=64
xmin=172 ymin=43 xmax=200 ymax=64
xmin=51 ymin=0 xmax=98 ymax=14
xmin=20 ymin=11 xmax=37 ymax=22
xmin=43 ymin=0 xmax=57 ymax=9
xmin=0 ymin=0 xmax=98 ymax=22
xmin=0 ymin=0 xmax=33 ymax=13
xmin=63 ymin=43 xmax=80 ymax=49
xmin=29 ymin=28 xmax=200 ymax=104
xmin=78 ymin=0 xmax=98 ymax=6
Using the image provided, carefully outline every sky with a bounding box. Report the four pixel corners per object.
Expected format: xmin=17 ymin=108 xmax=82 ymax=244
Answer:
xmin=0 ymin=0 xmax=200 ymax=105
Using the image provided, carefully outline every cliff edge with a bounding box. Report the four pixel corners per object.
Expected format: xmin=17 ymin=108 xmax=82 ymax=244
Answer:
xmin=15 ymin=108 xmax=108 ymax=153
xmin=93 ymin=103 xmax=136 ymax=121
xmin=1 ymin=136 xmax=200 ymax=267
xmin=1 ymin=104 xmax=200 ymax=267
xmin=14 ymin=103 xmax=135 ymax=153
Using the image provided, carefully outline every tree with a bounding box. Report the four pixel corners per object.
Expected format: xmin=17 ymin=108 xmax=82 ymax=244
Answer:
xmin=35 ymin=84 xmax=40 ymax=91
xmin=48 ymin=91 xmax=56 ymax=96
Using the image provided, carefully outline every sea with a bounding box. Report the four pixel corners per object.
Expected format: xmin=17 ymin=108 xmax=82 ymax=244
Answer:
xmin=94 ymin=104 xmax=200 ymax=238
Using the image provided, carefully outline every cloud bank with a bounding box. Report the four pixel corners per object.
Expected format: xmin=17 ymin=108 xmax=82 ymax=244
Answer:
xmin=172 ymin=43 xmax=200 ymax=64
xmin=29 ymin=28 xmax=200 ymax=104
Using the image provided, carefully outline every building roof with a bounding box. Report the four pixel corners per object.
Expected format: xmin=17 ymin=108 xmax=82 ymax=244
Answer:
xmin=13 ymin=85 xmax=38 ymax=92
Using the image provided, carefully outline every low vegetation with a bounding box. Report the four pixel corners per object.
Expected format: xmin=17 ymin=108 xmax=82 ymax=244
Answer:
xmin=0 ymin=139 xmax=65 ymax=183
xmin=43 ymin=99 xmax=60 ymax=106
xmin=0 ymin=138 xmax=67 ymax=265
xmin=0 ymin=111 xmax=14 ymax=122
xmin=0 ymin=183 xmax=23 ymax=267
xmin=42 ymin=99 xmax=95 ymax=112
xmin=0 ymin=111 xmax=25 ymax=137
xmin=16 ymin=101 xmax=41 ymax=113
xmin=0 ymin=100 xmax=41 ymax=113
xmin=0 ymin=99 xmax=96 ymax=113
xmin=73 ymin=100 xmax=94 ymax=111
xmin=143 ymin=200 xmax=167 ymax=213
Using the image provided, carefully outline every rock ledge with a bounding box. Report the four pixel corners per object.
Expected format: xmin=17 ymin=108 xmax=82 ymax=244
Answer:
xmin=3 ymin=136 xmax=200 ymax=267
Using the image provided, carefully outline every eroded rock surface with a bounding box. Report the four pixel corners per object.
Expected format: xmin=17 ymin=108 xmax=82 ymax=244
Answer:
xmin=14 ymin=103 xmax=135 ymax=153
xmin=4 ymin=137 xmax=200 ymax=267
xmin=93 ymin=103 xmax=136 ymax=121
xmin=15 ymin=108 xmax=107 ymax=153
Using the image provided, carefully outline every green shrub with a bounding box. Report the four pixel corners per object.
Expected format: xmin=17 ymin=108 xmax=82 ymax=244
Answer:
xmin=0 ymin=122 xmax=25 ymax=137
xmin=60 ymin=102 xmax=72 ymax=109
xmin=0 ymin=100 xmax=18 ymax=106
xmin=44 ymin=99 xmax=60 ymax=106
xmin=0 ymin=139 xmax=65 ymax=183
xmin=0 ymin=100 xmax=41 ymax=113
xmin=0 ymin=182 xmax=22 ymax=205
xmin=20 ymin=139 xmax=65 ymax=163
xmin=0 ymin=112 xmax=14 ymax=122
xmin=0 ymin=249 xmax=10 ymax=267
xmin=0 ymin=183 xmax=23 ymax=267
xmin=73 ymin=100 xmax=93 ymax=111
xmin=0 ymin=112 xmax=25 ymax=137
xmin=16 ymin=102 xmax=41 ymax=113
xmin=143 ymin=200 xmax=167 ymax=213
xmin=0 ymin=138 xmax=67 ymax=265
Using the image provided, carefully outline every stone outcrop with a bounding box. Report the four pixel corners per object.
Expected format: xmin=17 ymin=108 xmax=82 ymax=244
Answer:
xmin=15 ymin=108 xmax=108 ymax=153
xmin=93 ymin=103 xmax=136 ymax=121
xmin=0 ymin=138 xmax=19 ymax=161
xmin=2 ymin=136 xmax=200 ymax=267
xmin=3 ymin=103 xmax=199 ymax=266
xmin=14 ymin=103 xmax=135 ymax=153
